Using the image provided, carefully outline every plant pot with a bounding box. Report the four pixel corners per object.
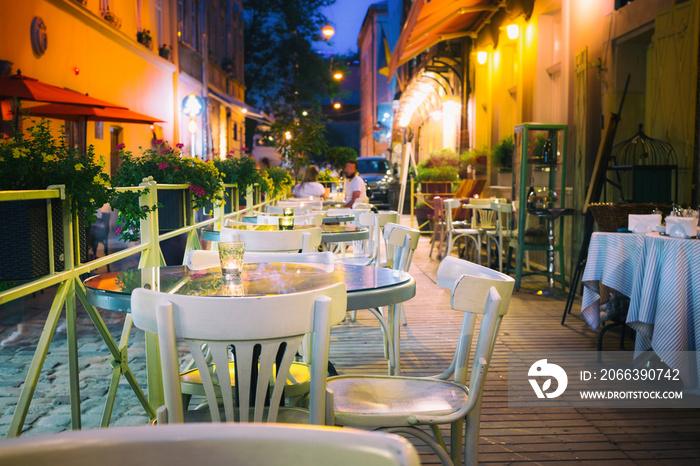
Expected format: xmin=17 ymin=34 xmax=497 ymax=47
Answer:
xmin=0 ymin=199 xmax=88 ymax=280
xmin=157 ymin=190 xmax=187 ymax=232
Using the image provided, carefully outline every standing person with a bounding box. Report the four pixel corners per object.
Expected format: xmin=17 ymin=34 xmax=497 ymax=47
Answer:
xmin=292 ymin=165 xmax=326 ymax=199
xmin=343 ymin=160 xmax=367 ymax=208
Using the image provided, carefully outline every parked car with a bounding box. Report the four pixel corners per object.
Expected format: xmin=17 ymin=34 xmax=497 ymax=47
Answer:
xmin=356 ymin=156 xmax=399 ymax=207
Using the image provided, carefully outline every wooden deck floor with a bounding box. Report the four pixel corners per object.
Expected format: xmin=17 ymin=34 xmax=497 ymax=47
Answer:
xmin=328 ymin=233 xmax=700 ymax=465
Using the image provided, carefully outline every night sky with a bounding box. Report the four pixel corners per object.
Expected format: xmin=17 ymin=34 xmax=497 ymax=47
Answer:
xmin=314 ymin=0 xmax=380 ymax=55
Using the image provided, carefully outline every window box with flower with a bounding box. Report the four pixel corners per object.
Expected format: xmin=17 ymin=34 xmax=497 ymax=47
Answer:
xmin=137 ymin=29 xmax=152 ymax=49
xmin=111 ymin=141 xmax=224 ymax=241
xmin=0 ymin=119 xmax=112 ymax=280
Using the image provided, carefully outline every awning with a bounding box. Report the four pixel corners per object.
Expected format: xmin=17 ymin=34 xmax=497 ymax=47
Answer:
xmin=388 ymin=0 xmax=500 ymax=78
xmin=0 ymin=71 xmax=126 ymax=108
xmin=23 ymin=104 xmax=164 ymax=124
xmin=208 ymin=88 xmax=271 ymax=123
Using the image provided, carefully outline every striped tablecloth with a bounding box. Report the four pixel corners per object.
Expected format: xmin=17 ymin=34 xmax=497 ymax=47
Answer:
xmin=582 ymin=232 xmax=700 ymax=387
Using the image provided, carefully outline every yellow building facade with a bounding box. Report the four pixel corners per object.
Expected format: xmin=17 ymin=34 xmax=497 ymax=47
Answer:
xmin=0 ymin=0 xmax=248 ymax=175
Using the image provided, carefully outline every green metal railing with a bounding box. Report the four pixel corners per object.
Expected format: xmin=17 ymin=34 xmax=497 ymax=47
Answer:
xmin=0 ymin=180 xmax=274 ymax=437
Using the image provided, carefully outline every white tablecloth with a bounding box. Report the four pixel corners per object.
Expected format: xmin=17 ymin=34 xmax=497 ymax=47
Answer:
xmin=582 ymin=232 xmax=700 ymax=387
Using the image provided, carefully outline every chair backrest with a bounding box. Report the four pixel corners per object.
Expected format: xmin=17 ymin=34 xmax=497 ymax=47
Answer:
xmin=185 ymin=250 xmax=335 ymax=271
xmin=256 ymin=213 xmax=323 ymax=226
xmin=382 ymin=223 xmax=420 ymax=272
xmin=0 ymin=423 xmax=421 ymax=466
xmin=266 ymin=205 xmax=310 ymax=215
xmin=436 ymin=256 xmax=514 ymax=383
xmin=443 ymin=199 xmax=463 ymax=230
xmin=278 ymin=199 xmax=323 ymax=211
xmin=491 ymin=202 xmax=514 ymax=238
xmin=131 ymin=283 xmax=347 ymax=425
xmin=220 ymin=226 xmax=321 ymax=253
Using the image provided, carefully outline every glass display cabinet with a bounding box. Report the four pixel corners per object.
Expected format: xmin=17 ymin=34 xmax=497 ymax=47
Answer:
xmin=512 ymin=123 xmax=569 ymax=291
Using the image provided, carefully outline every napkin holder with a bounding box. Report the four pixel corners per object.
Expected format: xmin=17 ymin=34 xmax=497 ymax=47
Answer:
xmin=665 ymin=216 xmax=697 ymax=238
xmin=628 ymin=214 xmax=660 ymax=234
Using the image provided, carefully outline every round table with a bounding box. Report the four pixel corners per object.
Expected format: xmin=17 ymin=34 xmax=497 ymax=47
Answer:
xmin=201 ymin=225 xmax=368 ymax=243
xmin=84 ymin=263 xmax=415 ymax=312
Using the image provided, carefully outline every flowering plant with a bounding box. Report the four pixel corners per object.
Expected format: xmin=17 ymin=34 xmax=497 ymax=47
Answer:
xmin=213 ymin=152 xmax=269 ymax=194
xmin=110 ymin=141 xmax=224 ymax=241
xmin=0 ymin=118 xmax=112 ymax=224
xmin=262 ymin=166 xmax=294 ymax=197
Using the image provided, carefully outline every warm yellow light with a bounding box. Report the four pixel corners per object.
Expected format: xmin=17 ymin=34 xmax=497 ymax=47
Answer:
xmin=477 ymin=51 xmax=487 ymax=65
xmin=241 ymin=108 xmax=247 ymax=114
xmin=321 ymin=24 xmax=335 ymax=39
xmin=302 ymin=110 xmax=308 ymax=116
xmin=284 ymin=131 xmax=292 ymax=140
xmin=333 ymin=102 xmax=341 ymax=109
xmin=333 ymin=71 xmax=343 ymax=80
xmin=506 ymin=24 xmax=519 ymax=40
xmin=188 ymin=118 xmax=198 ymax=134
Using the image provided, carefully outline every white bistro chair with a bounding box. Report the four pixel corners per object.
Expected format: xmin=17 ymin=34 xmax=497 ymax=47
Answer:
xmin=0 ymin=423 xmax=420 ymax=466
xmin=328 ymin=257 xmax=514 ymax=466
xmin=220 ymin=226 xmax=321 ymax=253
xmin=131 ymin=283 xmax=347 ymax=426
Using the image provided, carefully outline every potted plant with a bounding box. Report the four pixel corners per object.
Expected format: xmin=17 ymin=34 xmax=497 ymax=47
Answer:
xmin=111 ymin=141 xmax=223 ymax=240
xmin=0 ymin=118 xmax=112 ymax=279
xmin=158 ymin=44 xmax=172 ymax=60
xmin=213 ymin=153 xmax=269 ymax=212
xmin=415 ymin=150 xmax=460 ymax=195
xmin=137 ymin=29 xmax=152 ymax=49
xmin=221 ymin=57 xmax=235 ymax=74
xmin=492 ymin=135 xmax=514 ymax=172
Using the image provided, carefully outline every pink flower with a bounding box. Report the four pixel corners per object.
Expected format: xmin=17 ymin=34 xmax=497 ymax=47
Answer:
xmin=226 ymin=154 xmax=234 ymax=158
xmin=161 ymin=148 xmax=170 ymax=154
xmin=175 ymin=143 xmax=185 ymax=149
xmin=115 ymin=227 xmax=122 ymax=234
xmin=241 ymin=147 xmax=249 ymax=152
xmin=188 ymin=184 xmax=206 ymax=197
xmin=158 ymin=162 xmax=170 ymax=170
xmin=154 ymin=138 xmax=164 ymax=145
xmin=116 ymin=143 xmax=126 ymax=151
xmin=173 ymin=167 xmax=180 ymax=171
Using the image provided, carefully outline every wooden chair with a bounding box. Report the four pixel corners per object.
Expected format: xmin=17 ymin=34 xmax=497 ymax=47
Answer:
xmin=444 ymin=199 xmax=481 ymax=263
xmin=0 ymin=423 xmax=420 ymax=466
xmin=181 ymin=250 xmax=336 ymax=407
xmin=131 ymin=283 xmax=347 ymax=425
xmin=361 ymin=223 xmax=420 ymax=375
xmin=328 ymin=257 xmax=514 ymax=465
xmin=220 ymin=226 xmax=321 ymax=253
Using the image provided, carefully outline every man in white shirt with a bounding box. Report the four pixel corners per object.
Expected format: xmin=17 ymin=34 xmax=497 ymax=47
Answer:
xmin=343 ymin=160 xmax=367 ymax=208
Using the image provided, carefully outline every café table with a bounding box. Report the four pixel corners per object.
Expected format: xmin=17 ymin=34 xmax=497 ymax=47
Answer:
xmin=581 ymin=231 xmax=700 ymax=388
xmin=84 ymin=263 xmax=416 ymax=414
xmin=202 ymin=224 xmax=369 ymax=244
xmin=243 ymin=213 xmax=355 ymax=224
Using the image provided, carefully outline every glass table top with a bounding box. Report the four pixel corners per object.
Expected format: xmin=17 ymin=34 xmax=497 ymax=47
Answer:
xmin=84 ymin=263 xmax=412 ymax=299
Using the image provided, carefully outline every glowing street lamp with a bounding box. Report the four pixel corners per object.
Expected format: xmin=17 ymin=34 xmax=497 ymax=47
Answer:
xmin=477 ymin=51 xmax=488 ymax=65
xmin=333 ymin=71 xmax=343 ymax=80
xmin=321 ymin=24 xmax=335 ymax=40
xmin=188 ymin=118 xmax=198 ymax=157
xmin=333 ymin=102 xmax=341 ymax=110
xmin=506 ymin=24 xmax=519 ymax=40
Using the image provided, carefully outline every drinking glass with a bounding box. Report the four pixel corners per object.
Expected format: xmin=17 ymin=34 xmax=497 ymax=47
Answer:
xmin=218 ymin=241 xmax=245 ymax=278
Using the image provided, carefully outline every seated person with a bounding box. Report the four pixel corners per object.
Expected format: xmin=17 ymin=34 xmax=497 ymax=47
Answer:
xmin=343 ymin=160 xmax=368 ymax=208
xmin=292 ymin=165 xmax=326 ymax=199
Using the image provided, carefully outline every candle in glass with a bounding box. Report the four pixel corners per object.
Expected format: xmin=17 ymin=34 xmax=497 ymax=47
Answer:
xmin=283 ymin=207 xmax=294 ymax=217
xmin=218 ymin=241 xmax=245 ymax=279
xmin=279 ymin=216 xmax=294 ymax=230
